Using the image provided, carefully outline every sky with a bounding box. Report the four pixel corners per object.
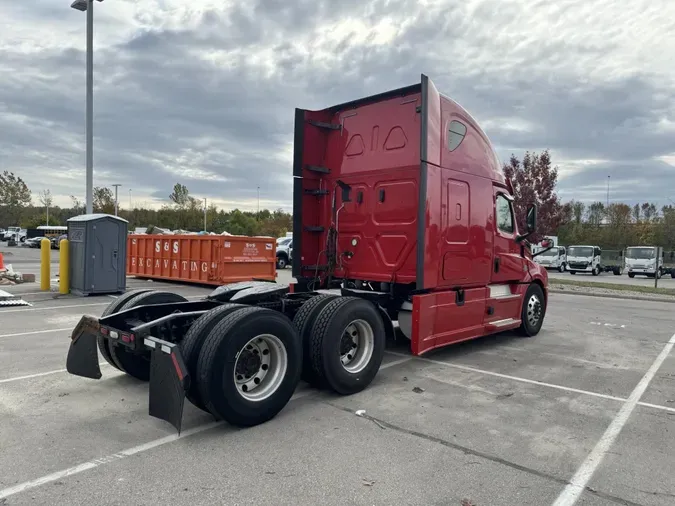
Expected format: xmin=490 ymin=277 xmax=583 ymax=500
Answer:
xmin=1 ymin=0 xmax=673 ymax=213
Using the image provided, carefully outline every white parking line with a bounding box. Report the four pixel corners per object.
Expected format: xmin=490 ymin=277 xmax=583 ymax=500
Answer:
xmin=551 ymin=332 xmax=675 ymax=506
xmin=0 ymin=294 xmax=207 ymax=314
xmin=385 ymin=351 xmax=626 ymax=403
xmin=384 ymin=350 xmax=675 ymax=415
xmin=0 ymin=356 xmax=411 ymax=500
xmin=0 ymin=302 xmax=109 ymax=313
xmin=0 ymin=328 xmax=72 ymax=339
xmin=0 ymin=363 xmax=111 ymax=384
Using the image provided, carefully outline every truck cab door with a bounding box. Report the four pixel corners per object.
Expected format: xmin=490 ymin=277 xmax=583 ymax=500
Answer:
xmin=491 ymin=190 xmax=524 ymax=284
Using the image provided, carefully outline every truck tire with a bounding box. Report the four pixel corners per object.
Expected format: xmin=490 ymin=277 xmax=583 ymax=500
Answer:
xmin=276 ymin=255 xmax=288 ymax=270
xmin=110 ymin=290 xmax=188 ymax=381
xmin=671 ymin=271 xmax=675 ymax=279
xmin=628 ymin=273 xmax=635 ymax=278
xmin=98 ymin=288 xmax=155 ymax=371
xmin=179 ymin=303 xmax=247 ymax=411
xmin=518 ymin=283 xmax=546 ymax=337
xmin=308 ymin=297 xmax=386 ymax=395
xmin=292 ymin=294 xmax=339 ymax=385
xmin=570 ymin=271 xmax=576 ymax=275
xmin=558 ymin=263 xmax=566 ymax=273
xmin=613 ymin=267 xmax=623 ymax=275
xmin=196 ymin=307 xmax=302 ymax=427
xmin=592 ymin=266 xmax=600 ymax=276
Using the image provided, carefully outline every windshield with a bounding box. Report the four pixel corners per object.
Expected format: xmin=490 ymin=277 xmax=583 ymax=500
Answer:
xmin=539 ymin=247 xmax=559 ymax=257
xmin=568 ymin=247 xmax=593 ymax=257
xmin=277 ymin=237 xmax=291 ymax=246
xmin=626 ymin=247 xmax=656 ymax=260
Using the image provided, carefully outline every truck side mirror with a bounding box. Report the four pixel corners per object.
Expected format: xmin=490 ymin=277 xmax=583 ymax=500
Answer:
xmin=526 ymin=204 xmax=537 ymax=233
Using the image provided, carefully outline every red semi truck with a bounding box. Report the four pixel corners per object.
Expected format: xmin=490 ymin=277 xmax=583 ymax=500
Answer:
xmin=66 ymin=74 xmax=549 ymax=432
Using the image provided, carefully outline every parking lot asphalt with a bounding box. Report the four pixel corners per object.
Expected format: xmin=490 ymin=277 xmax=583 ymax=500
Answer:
xmin=0 ymin=268 xmax=674 ymax=505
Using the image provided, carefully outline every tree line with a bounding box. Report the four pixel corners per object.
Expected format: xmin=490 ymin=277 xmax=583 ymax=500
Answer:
xmin=0 ymin=175 xmax=292 ymax=238
xmin=1 ymin=154 xmax=673 ymax=249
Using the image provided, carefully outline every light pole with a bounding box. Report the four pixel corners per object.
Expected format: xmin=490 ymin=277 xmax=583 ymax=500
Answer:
xmin=257 ymin=186 xmax=260 ymax=220
xmin=128 ymin=188 xmax=132 ymax=209
xmin=112 ymin=183 xmax=121 ymax=216
xmin=203 ymin=198 xmax=207 ymax=232
xmin=71 ymin=0 xmax=103 ymax=214
xmin=606 ymin=175 xmax=610 ymax=208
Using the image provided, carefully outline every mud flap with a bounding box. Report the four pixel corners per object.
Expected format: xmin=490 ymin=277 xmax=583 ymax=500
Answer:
xmin=145 ymin=337 xmax=190 ymax=434
xmin=66 ymin=315 xmax=103 ymax=379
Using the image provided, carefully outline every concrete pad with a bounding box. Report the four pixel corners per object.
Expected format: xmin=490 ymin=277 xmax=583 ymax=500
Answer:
xmin=432 ymin=294 xmax=673 ymax=399
xmin=327 ymin=357 xmax=620 ymax=483
xmin=0 ymin=370 xmax=314 ymax=489
xmin=587 ymin=406 xmax=675 ymax=506
xmin=640 ymin=354 xmax=675 ymax=408
xmin=5 ymin=399 xmax=565 ymax=506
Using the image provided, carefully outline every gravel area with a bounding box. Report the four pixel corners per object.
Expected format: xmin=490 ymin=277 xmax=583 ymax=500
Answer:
xmin=549 ymin=282 xmax=675 ymax=302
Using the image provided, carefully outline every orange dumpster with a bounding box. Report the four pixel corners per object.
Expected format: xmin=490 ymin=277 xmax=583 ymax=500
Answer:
xmin=127 ymin=234 xmax=277 ymax=285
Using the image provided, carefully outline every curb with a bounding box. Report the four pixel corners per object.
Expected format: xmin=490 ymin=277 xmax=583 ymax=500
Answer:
xmin=549 ymin=288 xmax=675 ymax=304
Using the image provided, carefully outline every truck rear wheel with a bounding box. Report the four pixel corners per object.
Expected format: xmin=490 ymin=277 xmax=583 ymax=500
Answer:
xmin=308 ymin=297 xmax=386 ymax=395
xmin=518 ymin=283 xmax=546 ymax=337
xmin=98 ymin=288 xmax=154 ymax=371
xmin=197 ymin=307 xmax=302 ymax=427
xmin=110 ymin=290 xmax=188 ymax=381
xmin=179 ymin=303 xmax=247 ymax=411
xmin=292 ymin=294 xmax=339 ymax=385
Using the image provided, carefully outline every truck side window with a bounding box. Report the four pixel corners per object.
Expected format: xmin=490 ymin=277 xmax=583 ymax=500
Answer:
xmin=447 ymin=120 xmax=467 ymax=152
xmin=496 ymin=194 xmax=514 ymax=234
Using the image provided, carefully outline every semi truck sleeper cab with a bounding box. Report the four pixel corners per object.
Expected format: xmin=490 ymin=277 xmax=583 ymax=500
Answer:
xmin=66 ymin=74 xmax=550 ymax=432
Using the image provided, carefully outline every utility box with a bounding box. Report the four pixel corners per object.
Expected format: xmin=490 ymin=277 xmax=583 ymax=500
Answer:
xmin=67 ymin=214 xmax=128 ymax=296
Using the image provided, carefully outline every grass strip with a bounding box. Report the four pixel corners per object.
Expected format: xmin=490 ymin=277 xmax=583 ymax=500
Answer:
xmin=551 ymin=278 xmax=675 ymax=296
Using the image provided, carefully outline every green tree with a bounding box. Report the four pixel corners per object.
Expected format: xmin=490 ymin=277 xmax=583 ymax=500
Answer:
xmin=569 ymin=200 xmax=585 ymax=225
xmin=38 ymin=189 xmax=53 ymax=225
xmin=169 ymin=183 xmax=191 ymax=208
xmin=585 ymin=202 xmax=605 ymax=226
xmin=0 ymin=170 xmax=32 ymax=226
xmin=93 ymin=187 xmax=115 ymax=214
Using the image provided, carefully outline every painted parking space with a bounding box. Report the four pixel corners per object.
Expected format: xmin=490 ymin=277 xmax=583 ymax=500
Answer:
xmin=0 ymin=283 xmax=673 ymax=505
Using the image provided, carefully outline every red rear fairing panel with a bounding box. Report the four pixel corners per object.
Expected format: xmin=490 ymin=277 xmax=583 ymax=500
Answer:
xmin=292 ymin=85 xmax=423 ymax=287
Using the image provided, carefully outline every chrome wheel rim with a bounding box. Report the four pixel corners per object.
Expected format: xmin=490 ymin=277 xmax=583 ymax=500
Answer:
xmin=233 ymin=334 xmax=287 ymax=402
xmin=339 ymin=319 xmax=375 ymax=374
xmin=526 ymin=294 xmax=542 ymax=328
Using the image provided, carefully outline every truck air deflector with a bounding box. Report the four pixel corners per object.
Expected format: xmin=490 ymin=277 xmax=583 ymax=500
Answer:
xmin=416 ymin=74 xmax=430 ymax=291
xmin=292 ymin=108 xmax=305 ymax=279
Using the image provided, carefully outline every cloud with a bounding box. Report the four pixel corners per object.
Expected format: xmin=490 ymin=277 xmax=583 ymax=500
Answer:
xmin=0 ymin=0 xmax=673 ymax=212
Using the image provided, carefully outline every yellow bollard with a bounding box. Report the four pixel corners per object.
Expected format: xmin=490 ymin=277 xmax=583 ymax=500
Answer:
xmin=59 ymin=239 xmax=70 ymax=295
xmin=40 ymin=238 xmax=51 ymax=291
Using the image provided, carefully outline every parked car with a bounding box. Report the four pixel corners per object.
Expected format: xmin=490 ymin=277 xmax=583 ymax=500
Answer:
xmin=23 ymin=236 xmax=45 ymax=248
xmin=51 ymin=233 xmax=68 ymax=249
